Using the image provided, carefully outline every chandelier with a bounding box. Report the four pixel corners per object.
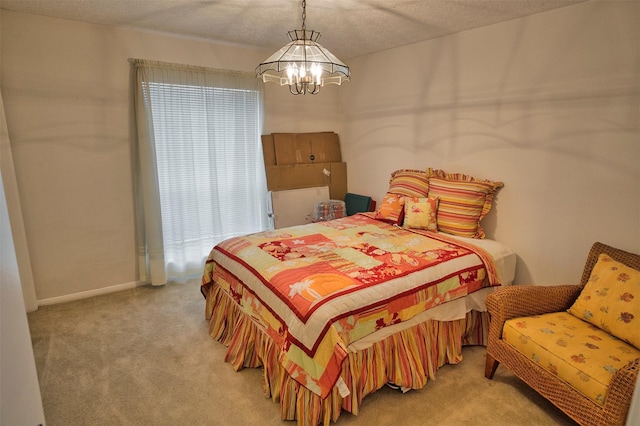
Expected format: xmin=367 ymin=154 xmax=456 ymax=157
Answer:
xmin=255 ymin=0 xmax=350 ymax=95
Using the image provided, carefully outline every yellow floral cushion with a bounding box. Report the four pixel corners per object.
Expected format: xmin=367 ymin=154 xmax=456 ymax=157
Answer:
xmin=568 ymin=254 xmax=640 ymax=349
xmin=403 ymin=197 xmax=438 ymax=232
xmin=503 ymin=311 xmax=640 ymax=406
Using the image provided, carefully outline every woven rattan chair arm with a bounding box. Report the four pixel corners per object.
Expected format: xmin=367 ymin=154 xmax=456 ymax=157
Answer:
xmin=486 ymin=284 xmax=583 ymax=324
xmin=605 ymin=358 xmax=639 ymax=424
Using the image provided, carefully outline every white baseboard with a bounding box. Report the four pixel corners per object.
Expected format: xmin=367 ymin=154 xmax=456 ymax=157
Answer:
xmin=37 ymin=280 xmax=148 ymax=306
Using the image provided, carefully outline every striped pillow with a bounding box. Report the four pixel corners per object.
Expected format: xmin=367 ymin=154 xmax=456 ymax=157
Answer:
xmin=388 ymin=169 xmax=430 ymax=198
xmin=428 ymin=171 xmax=503 ymax=238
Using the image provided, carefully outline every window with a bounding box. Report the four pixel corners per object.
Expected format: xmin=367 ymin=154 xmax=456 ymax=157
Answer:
xmin=134 ymin=60 xmax=268 ymax=284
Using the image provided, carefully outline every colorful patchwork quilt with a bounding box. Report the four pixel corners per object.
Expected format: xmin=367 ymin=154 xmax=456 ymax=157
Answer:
xmin=201 ymin=213 xmax=499 ymax=398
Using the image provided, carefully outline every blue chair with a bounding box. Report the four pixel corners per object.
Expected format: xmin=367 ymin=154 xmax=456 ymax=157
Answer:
xmin=344 ymin=193 xmax=375 ymax=216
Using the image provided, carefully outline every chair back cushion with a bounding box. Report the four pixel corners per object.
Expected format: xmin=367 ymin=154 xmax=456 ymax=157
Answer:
xmin=568 ymin=253 xmax=640 ymax=349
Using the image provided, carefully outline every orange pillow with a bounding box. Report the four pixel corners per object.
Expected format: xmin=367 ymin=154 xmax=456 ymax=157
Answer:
xmin=374 ymin=192 xmax=405 ymax=224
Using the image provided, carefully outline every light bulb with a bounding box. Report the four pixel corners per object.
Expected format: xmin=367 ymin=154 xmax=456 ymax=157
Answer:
xmin=311 ymin=63 xmax=323 ymax=84
xmin=287 ymin=64 xmax=296 ymax=78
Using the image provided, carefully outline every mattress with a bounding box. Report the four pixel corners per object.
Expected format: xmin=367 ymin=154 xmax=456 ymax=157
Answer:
xmin=349 ymin=233 xmax=515 ymax=351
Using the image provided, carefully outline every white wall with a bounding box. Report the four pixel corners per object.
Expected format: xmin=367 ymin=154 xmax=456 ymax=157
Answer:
xmin=0 ymin=10 xmax=339 ymax=301
xmin=264 ymin=83 xmax=341 ymax=134
xmin=340 ymin=1 xmax=640 ymax=284
xmin=1 ymin=2 xmax=639 ymax=299
xmin=1 ymin=102 xmax=46 ymax=425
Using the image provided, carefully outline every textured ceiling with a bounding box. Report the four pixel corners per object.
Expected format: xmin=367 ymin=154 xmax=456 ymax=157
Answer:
xmin=0 ymin=0 xmax=588 ymax=59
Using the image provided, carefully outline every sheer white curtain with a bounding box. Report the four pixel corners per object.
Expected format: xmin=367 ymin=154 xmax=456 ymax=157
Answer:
xmin=133 ymin=59 xmax=269 ymax=285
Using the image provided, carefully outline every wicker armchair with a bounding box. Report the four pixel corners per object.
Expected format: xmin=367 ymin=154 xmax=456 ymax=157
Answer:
xmin=485 ymin=242 xmax=640 ymax=426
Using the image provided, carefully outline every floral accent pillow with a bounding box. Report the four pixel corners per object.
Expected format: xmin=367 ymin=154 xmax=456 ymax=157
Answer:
xmin=403 ymin=197 xmax=438 ymax=232
xmin=374 ymin=192 xmax=405 ymax=225
xmin=568 ymin=253 xmax=640 ymax=349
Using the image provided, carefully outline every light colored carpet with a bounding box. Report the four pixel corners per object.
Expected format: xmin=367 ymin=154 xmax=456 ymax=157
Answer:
xmin=28 ymin=280 xmax=578 ymax=426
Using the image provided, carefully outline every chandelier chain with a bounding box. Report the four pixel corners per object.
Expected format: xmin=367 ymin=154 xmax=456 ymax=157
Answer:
xmin=301 ymin=0 xmax=306 ymax=31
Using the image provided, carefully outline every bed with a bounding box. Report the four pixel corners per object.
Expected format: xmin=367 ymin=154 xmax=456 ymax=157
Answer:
xmin=200 ymin=168 xmax=515 ymax=425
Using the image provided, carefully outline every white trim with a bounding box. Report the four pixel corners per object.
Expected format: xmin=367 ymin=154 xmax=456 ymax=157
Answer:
xmin=38 ymin=280 xmax=149 ymax=306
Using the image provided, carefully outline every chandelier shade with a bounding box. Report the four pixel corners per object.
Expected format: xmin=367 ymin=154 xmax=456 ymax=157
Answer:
xmin=256 ymin=1 xmax=350 ymax=95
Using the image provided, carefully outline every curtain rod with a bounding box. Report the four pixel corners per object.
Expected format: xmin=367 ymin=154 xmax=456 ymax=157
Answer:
xmin=129 ymin=58 xmax=254 ymax=79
